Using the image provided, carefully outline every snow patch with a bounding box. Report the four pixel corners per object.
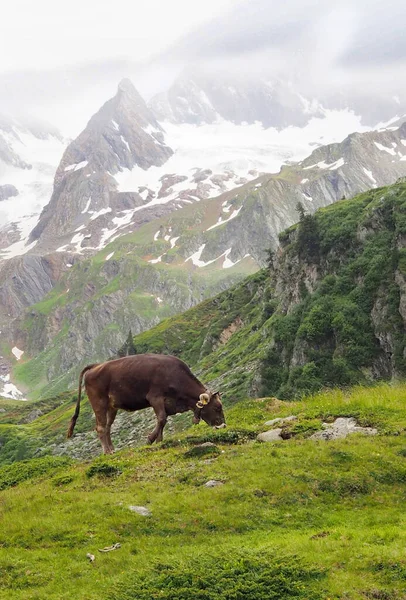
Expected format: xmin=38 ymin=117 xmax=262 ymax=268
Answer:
xmin=105 ymin=252 xmax=114 ymax=261
xmin=374 ymin=142 xmax=396 ymax=156
xmin=363 ymin=168 xmax=377 ymax=186
xmin=12 ymin=346 xmax=24 ymax=360
xmin=207 ymin=207 xmax=242 ymax=231
xmin=170 ymin=236 xmax=179 ymax=249
xmin=0 ymin=374 xmax=26 ymax=400
xmin=64 ymin=160 xmax=88 ymax=172
xmin=303 ymin=157 xmax=345 ymax=171
xmin=89 ymin=207 xmax=112 ymax=221
xmin=81 ymin=198 xmax=92 ymax=213
xmin=185 ymin=244 xmax=217 ymax=268
xmin=120 ymin=135 xmax=131 ymax=152
xmin=149 ymin=255 xmax=163 ymax=264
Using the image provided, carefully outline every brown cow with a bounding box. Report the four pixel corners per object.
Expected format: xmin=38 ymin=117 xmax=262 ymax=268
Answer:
xmin=67 ymin=353 xmax=225 ymax=453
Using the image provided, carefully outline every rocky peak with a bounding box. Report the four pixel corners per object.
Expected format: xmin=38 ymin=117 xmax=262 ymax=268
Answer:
xmin=148 ymin=68 xmax=312 ymax=128
xmin=29 ymin=79 xmax=174 ymax=246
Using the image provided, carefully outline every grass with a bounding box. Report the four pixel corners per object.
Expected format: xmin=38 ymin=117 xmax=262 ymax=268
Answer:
xmin=0 ymin=384 xmax=406 ymax=598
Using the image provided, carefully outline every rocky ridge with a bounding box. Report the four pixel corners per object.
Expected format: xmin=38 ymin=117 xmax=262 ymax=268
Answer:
xmin=5 ymin=124 xmax=406 ymax=399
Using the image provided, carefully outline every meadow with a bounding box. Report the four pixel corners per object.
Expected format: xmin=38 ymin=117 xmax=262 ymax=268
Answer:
xmin=0 ymin=384 xmax=405 ymax=599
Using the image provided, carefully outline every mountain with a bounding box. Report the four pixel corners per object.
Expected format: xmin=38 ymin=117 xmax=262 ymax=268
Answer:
xmin=8 ymin=122 xmax=406 ymax=402
xmin=148 ymin=66 xmax=406 ymax=130
xmin=0 ymin=115 xmax=65 ymax=257
xmin=28 ymin=79 xmax=173 ymax=251
xmin=3 ymin=78 xmax=406 ymax=401
xmin=2 ymin=181 xmax=406 ymax=458
xmin=148 ymin=68 xmax=314 ymax=128
xmin=127 ymin=180 xmax=406 ymax=401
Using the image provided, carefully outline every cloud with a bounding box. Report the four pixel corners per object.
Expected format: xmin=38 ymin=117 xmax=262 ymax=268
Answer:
xmin=1 ymin=0 xmax=406 ymax=134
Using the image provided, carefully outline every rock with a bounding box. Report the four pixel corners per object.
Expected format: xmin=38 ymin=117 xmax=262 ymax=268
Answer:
xmin=0 ymin=184 xmax=18 ymax=201
xmin=86 ymin=553 xmax=95 ymax=562
xmin=257 ymin=428 xmax=283 ymax=442
xmin=197 ymin=442 xmax=217 ymax=447
xmin=20 ymin=408 xmax=43 ymax=424
xmin=264 ymin=415 xmax=297 ymax=427
xmin=310 ymin=417 xmax=378 ymax=441
xmin=128 ymin=505 xmax=151 ymax=516
xmin=203 ymin=480 xmax=224 ymax=488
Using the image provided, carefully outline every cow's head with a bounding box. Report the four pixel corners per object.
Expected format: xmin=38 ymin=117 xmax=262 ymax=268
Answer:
xmin=194 ymin=391 xmax=226 ymax=428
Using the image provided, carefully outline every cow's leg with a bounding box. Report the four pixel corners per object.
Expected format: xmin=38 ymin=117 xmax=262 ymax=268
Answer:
xmin=94 ymin=412 xmax=111 ymax=454
xmin=146 ymin=396 xmax=167 ymax=444
xmin=105 ymin=407 xmax=118 ymax=454
xmin=87 ymin=387 xmax=111 ymax=454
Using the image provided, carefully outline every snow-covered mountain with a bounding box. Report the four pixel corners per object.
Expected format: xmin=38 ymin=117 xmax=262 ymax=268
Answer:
xmin=0 ymin=116 xmax=66 ymax=258
xmin=149 ymin=69 xmax=315 ymax=128
xmin=2 ymin=75 xmax=406 ymax=400
xmin=1 ymin=78 xmax=384 ymax=261
xmin=148 ymin=67 xmax=406 ymax=130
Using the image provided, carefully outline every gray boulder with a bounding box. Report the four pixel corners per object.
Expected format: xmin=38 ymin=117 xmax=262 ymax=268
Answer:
xmin=310 ymin=417 xmax=378 ymax=441
xmin=257 ymin=428 xmax=283 ymax=442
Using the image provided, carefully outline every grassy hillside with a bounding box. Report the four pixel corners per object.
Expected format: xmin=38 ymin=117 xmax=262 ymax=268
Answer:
xmin=11 ymin=187 xmax=258 ymax=400
xmin=1 ymin=385 xmax=406 ymax=599
xmin=130 ymin=182 xmax=406 ymax=401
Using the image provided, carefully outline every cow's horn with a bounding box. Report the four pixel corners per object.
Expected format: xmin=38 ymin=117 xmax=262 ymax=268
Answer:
xmin=196 ymin=393 xmax=210 ymax=409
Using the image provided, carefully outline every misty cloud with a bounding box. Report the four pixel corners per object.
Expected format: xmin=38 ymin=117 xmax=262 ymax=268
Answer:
xmin=1 ymin=0 xmax=406 ymax=134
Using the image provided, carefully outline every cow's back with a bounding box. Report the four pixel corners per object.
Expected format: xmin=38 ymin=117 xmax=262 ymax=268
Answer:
xmin=85 ymin=354 xmax=203 ymax=412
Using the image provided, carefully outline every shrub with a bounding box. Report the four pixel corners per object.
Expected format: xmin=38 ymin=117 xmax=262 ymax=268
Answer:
xmin=86 ymin=461 xmax=122 ymax=478
xmin=110 ymin=550 xmax=325 ymax=600
xmin=0 ymin=456 xmax=71 ymax=490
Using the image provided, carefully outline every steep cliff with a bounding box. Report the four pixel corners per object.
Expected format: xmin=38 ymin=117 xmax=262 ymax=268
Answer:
xmin=127 ymin=181 xmax=406 ymax=401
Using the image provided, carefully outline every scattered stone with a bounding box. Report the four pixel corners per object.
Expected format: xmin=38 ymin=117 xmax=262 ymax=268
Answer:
xmin=128 ymin=505 xmax=151 ymax=516
xmin=198 ymin=442 xmax=217 ymax=447
xmin=257 ymin=428 xmax=283 ymax=442
xmin=204 ymin=480 xmax=224 ymax=488
xmin=86 ymin=553 xmax=95 ymax=562
xmin=310 ymin=417 xmax=378 ymax=441
xmin=20 ymin=408 xmax=43 ymax=424
xmin=264 ymin=415 xmax=297 ymax=427
xmin=0 ymin=408 xmax=6 ymax=413
xmin=98 ymin=543 xmax=121 ymax=552
xmin=202 ymin=458 xmax=217 ymax=464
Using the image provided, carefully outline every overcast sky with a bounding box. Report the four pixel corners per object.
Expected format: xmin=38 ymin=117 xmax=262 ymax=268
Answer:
xmin=1 ymin=0 xmax=406 ymax=135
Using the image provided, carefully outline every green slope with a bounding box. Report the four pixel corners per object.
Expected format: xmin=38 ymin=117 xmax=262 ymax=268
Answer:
xmin=1 ymin=385 xmax=406 ymax=599
xmin=130 ymin=182 xmax=406 ymax=400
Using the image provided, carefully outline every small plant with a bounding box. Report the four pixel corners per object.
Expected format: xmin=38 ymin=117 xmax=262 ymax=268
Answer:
xmin=52 ymin=474 xmax=74 ymax=487
xmin=86 ymin=461 xmax=122 ymax=478
xmin=183 ymin=445 xmax=221 ymax=459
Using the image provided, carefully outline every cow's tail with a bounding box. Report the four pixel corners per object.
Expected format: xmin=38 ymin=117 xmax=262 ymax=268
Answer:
xmin=67 ymin=364 xmax=98 ymax=438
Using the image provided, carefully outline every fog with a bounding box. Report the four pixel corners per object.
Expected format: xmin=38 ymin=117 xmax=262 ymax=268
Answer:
xmin=1 ymin=0 xmax=405 ymax=135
